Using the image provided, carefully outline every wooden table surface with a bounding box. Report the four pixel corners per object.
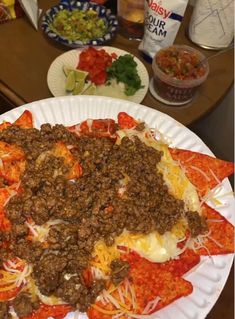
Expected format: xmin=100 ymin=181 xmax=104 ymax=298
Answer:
xmin=0 ymin=1 xmax=234 ymax=318
xmin=0 ymin=1 xmax=234 ymax=126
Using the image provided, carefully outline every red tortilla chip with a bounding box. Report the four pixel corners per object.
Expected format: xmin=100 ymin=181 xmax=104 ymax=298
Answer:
xmin=0 ymin=160 xmax=26 ymax=184
xmin=157 ymin=249 xmax=201 ymax=276
xmin=0 ymin=141 xmax=25 ymax=162
xmin=52 ymin=142 xmax=82 ymax=179
xmin=0 ymin=187 xmax=16 ymax=231
xmin=0 ymin=122 xmax=11 ymax=131
xmin=88 ymin=252 xmax=193 ymax=319
xmin=123 ymin=252 xmax=193 ymax=313
xmin=52 ymin=142 xmax=75 ymax=165
xmin=122 ymin=249 xmax=200 ymax=277
xmin=0 ymin=188 xmax=11 ymax=209
xmin=130 ymin=260 xmax=193 ymax=313
xmin=87 ymin=301 xmax=126 ymax=319
xmin=0 ymin=285 xmax=22 ymax=302
xmin=117 ymin=112 xmax=139 ymax=129
xmin=13 ymin=110 xmax=33 ymax=129
xmin=68 ymin=119 xmax=117 ymax=139
xmin=169 ymin=148 xmax=234 ymax=197
xmin=21 ymin=304 xmax=72 ymax=319
xmin=66 ymin=161 xmax=83 ymax=180
xmin=194 ymin=204 xmax=234 ymax=255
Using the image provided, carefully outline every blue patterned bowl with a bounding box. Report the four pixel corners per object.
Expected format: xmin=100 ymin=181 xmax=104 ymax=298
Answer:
xmin=41 ymin=0 xmax=118 ymax=48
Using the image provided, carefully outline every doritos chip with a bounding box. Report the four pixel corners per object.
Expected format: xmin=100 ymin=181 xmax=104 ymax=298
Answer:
xmin=66 ymin=161 xmax=83 ymax=180
xmin=0 ymin=122 xmax=11 ymax=132
xmin=0 ymin=186 xmax=17 ymax=231
xmin=169 ymin=148 xmax=234 ymax=197
xmin=195 ymin=204 xmax=234 ymax=255
xmin=0 ymin=141 xmax=25 ymax=162
xmin=122 ymin=249 xmax=200 ymax=280
xmin=157 ymin=248 xmax=201 ymax=276
xmin=52 ymin=142 xmax=75 ymax=166
xmin=0 ymin=160 xmax=26 ymax=184
xmin=68 ymin=119 xmax=117 ymax=139
xmin=21 ymin=304 xmax=72 ymax=319
xmin=52 ymin=142 xmax=83 ymax=179
xmin=117 ymin=112 xmax=139 ymax=129
xmin=130 ymin=262 xmax=193 ymax=313
xmin=13 ymin=110 xmax=33 ymax=129
xmin=0 ymin=187 xmax=11 ymax=209
xmin=88 ymin=301 xmax=124 ymax=319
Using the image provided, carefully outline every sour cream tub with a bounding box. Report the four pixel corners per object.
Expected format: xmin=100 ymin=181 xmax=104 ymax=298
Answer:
xmin=151 ymin=45 xmax=209 ymax=106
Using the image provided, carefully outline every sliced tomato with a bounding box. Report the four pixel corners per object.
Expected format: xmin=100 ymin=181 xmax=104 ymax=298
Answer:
xmin=77 ymin=47 xmax=116 ymax=86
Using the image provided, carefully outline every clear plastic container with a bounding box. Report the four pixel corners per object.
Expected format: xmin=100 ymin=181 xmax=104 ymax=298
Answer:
xmin=151 ymin=45 xmax=209 ymax=105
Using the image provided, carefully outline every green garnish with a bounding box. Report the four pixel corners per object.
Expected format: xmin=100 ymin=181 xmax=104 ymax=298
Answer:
xmin=107 ymin=54 xmax=143 ymax=96
xmin=50 ymin=9 xmax=107 ymax=42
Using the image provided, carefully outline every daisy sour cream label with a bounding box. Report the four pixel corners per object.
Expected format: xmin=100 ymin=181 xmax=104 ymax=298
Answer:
xmin=139 ymin=0 xmax=189 ymax=58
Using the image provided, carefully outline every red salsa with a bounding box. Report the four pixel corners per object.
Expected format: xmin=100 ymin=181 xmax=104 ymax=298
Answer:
xmin=156 ymin=47 xmax=207 ymax=81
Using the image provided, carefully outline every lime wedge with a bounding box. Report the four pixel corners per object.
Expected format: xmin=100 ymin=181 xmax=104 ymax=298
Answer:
xmin=63 ymin=65 xmax=74 ymax=77
xmin=65 ymin=71 xmax=76 ymax=92
xmin=72 ymin=80 xmax=85 ymax=95
xmin=74 ymin=69 xmax=89 ymax=82
xmin=82 ymin=83 xmax=96 ymax=95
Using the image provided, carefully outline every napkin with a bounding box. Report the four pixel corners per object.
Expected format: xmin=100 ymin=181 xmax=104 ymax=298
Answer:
xmin=18 ymin=0 xmax=41 ymax=30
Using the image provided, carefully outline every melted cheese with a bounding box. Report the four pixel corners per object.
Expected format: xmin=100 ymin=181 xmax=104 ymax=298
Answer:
xmin=116 ymin=231 xmax=182 ymax=263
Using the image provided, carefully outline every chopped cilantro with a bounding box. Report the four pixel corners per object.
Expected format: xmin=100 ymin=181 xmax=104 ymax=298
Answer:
xmin=107 ymin=54 xmax=144 ymax=96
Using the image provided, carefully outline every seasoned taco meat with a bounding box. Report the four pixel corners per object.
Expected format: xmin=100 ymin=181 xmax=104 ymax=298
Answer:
xmin=0 ymin=302 xmax=8 ymax=319
xmin=186 ymin=211 xmax=208 ymax=237
xmin=11 ymin=293 xmax=39 ymax=317
xmin=110 ymin=259 xmax=130 ymax=285
xmin=0 ymin=122 xmax=206 ymax=314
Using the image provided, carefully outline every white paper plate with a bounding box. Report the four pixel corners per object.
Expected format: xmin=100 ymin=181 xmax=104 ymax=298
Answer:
xmin=47 ymin=47 xmax=149 ymax=104
xmin=1 ymin=96 xmax=234 ymax=319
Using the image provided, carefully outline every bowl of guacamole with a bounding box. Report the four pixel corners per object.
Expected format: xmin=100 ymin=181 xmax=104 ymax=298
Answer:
xmin=41 ymin=1 xmax=118 ymax=48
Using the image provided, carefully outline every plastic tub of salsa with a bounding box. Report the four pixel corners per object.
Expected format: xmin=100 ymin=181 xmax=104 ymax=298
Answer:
xmin=151 ymin=45 xmax=209 ymax=105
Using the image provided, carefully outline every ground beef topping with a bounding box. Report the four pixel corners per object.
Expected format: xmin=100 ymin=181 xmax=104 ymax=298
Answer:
xmin=0 ymin=123 xmax=206 ymax=314
xmin=11 ymin=293 xmax=39 ymax=317
xmin=0 ymin=302 xmax=8 ymax=319
xmin=110 ymin=259 xmax=130 ymax=285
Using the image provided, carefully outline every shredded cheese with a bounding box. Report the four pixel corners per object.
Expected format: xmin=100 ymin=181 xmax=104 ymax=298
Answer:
xmin=92 ymin=240 xmax=120 ymax=274
xmin=92 ymin=304 xmax=122 ymax=315
xmin=25 ymin=219 xmax=66 ymax=243
xmin=8 ymin=306 xmax=19 ymax=319
xmin=3 ymin=190 xmax=18 ymax=207
xmin=0 ymin=260 xmax=32 ymax=293
xmin=142 ymin=296 xmax=161 ymax=315
xmin=189 ymin=165 xmax=211 ymax=181
xmin=209 ymin=168 xmax=221 ymax=185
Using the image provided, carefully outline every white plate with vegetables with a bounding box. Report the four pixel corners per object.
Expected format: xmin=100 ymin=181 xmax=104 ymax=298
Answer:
xmin=47 ymin=46 xmax=149 ymax=103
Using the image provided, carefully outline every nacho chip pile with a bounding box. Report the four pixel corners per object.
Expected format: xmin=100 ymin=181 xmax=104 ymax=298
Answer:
xmin=0 ymin=110 xmax=233 ymax=319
